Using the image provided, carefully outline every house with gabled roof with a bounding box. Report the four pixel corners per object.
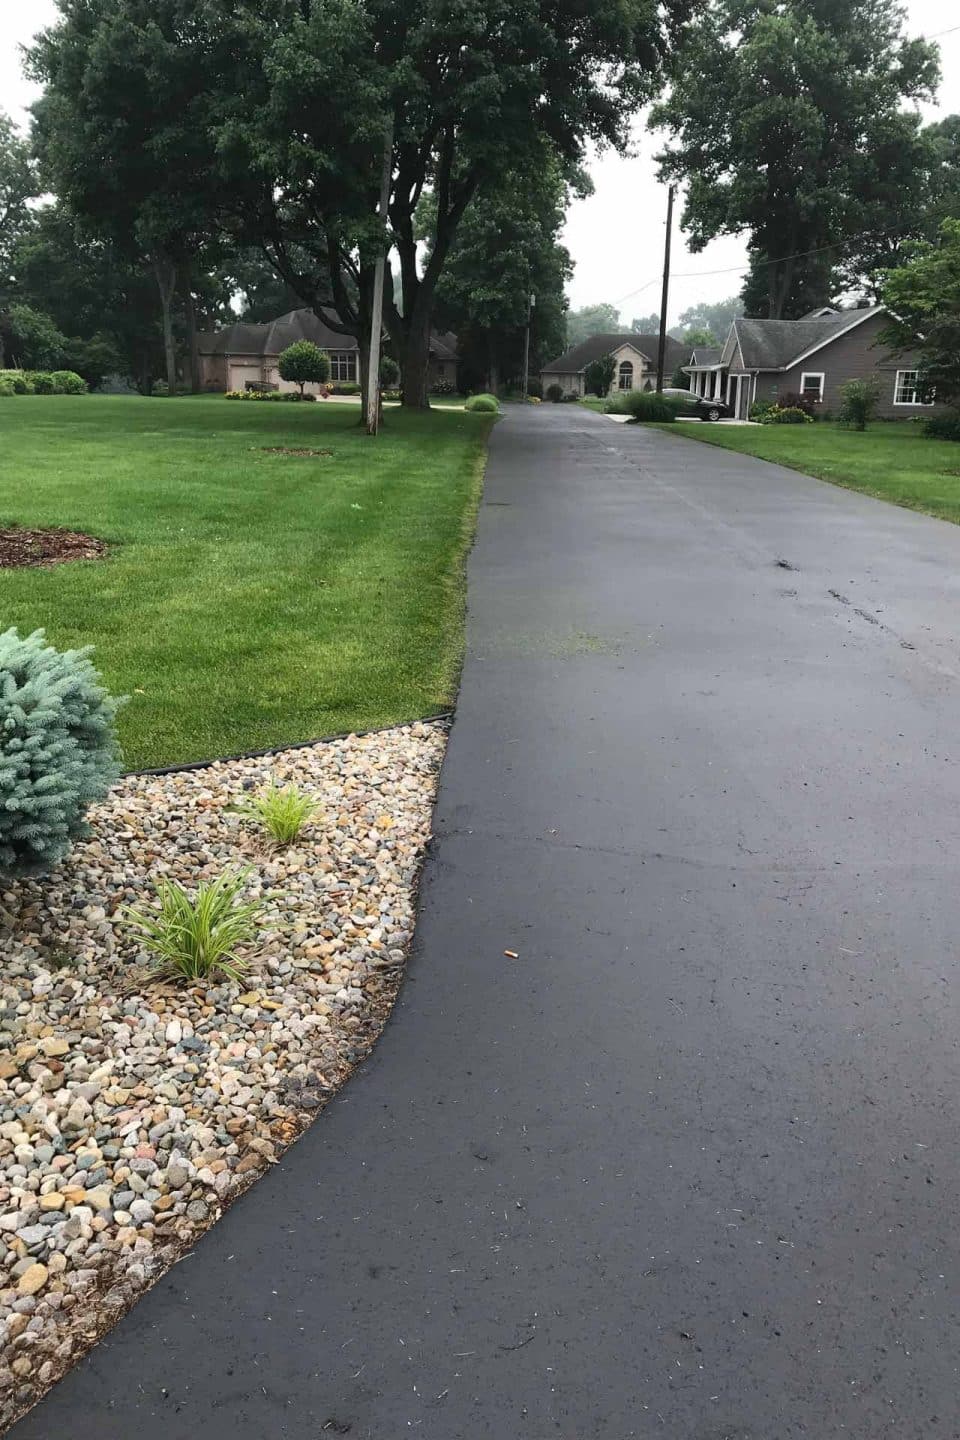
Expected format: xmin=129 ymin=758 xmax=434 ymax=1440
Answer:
xmin=685 ymin=304 xmax=938 ymax=420
xmin=541 ymin=332 xmax=689 ymax=398
xmin=196 ymin=307 xmax=457 ymax=394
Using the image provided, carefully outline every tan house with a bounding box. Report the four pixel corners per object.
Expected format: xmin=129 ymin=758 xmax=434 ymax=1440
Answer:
xmin=196 ymin=307 xmax=458 ymax=394
xmin=541 ymin=332 xmax=690 ymax=398
xmin=685 ymin=305 xmax=941 ymax=420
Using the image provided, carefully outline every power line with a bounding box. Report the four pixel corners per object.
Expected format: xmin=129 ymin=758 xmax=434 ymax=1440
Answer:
xmin=613 ymin=218 xmax=934 ymax=308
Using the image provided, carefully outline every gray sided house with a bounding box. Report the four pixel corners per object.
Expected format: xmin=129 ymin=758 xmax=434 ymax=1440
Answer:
xmin=686 ymin=305 xmax=937 ymax=421
xmin=196 ymin=308 xmax=458 ymax=394
xmin=542 ymin=333 xmax=689 ymax=398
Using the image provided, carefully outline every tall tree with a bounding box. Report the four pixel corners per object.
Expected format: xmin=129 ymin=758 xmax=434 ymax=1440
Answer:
xmin=677 ymin=294 xmax=740 ymax=341
xmin=651 ymin=0 xmax=940 ymax=318
xmin=566 ymin=302 xmax=624 ymax=346
xmin=630 ymin=310 xmax=661 ymax=333
xmin=837 ymin=113 xmax=960 ymax=295
xmin=881 ymin=219 xmax=960 ymax=410
xmin=429 ymin=150 xmax=575 ymax=392
xmin=29 ymin=0 xmax=231 ymax=390
xmin=0 ymin=110 xmax=38 ymax=367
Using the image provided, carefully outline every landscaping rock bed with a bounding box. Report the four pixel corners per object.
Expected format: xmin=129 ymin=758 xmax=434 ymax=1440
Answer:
xmin=0 ymin=720 xmax=445 ymax=1428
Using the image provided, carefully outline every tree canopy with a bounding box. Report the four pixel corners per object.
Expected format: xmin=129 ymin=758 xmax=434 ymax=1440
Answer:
xmin=430 ymin=149 xmax=575 ymax=392
xmin=881 ymin=219 xmax=960 ymax=410
xmin=651 ymin=0 xmax=940 ymax=318
xmin=566 ymin=303 xmax=624 ymax=345
xmin=30 ymin=0 xmax=693 ymax=412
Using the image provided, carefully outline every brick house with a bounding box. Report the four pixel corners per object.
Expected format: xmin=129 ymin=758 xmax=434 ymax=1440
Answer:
xmin=541 ymin=332 xmax=689 ymax=398
xmin=196 ymin=307 xmax=458 ymax=394
xmin=685 ymin=305 xmax=939 ymax=420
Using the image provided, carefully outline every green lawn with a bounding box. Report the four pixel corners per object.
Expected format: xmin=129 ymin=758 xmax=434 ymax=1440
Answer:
xmin=0 ymin=396 xmax=491 ymax=769
xmin=662 ymin=419 xmax=960 ymax=523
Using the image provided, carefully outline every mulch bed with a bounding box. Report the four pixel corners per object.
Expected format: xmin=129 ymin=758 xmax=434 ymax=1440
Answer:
xmin=258 ymin=447 xmax=333 ymax=458
xmin=0 ymin=527 xmax=106 ymax=569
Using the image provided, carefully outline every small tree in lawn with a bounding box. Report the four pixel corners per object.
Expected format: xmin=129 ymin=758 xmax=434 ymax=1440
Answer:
xmin=279 ymin=340 xmax=330 ymax=398
xmin=838 ymin=377 xmax=880 ymax=431
xmin=584 ymin=354 xmax=615 ymax=398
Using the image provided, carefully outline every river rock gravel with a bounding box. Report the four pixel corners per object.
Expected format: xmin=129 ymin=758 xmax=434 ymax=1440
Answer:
xmin=0 ymin=721 xmax=446 ymax=1429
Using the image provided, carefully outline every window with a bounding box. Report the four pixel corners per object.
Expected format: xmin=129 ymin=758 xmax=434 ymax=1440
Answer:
xmin=618 ymin=359 xmax=634 ymax=391
xmin=330 ymin=352 xmax=357 ymax=383
xmin=800 ymin=372 xmax=824 ymax=402
xmin=894 ymin=369 xmax=933 ymax=406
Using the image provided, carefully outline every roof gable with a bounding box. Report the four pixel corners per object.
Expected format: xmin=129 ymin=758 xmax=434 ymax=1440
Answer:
xmin=732 ymin=306 xmax=884 ymax=371
xmin=542 ymin=331 xmax=687 ymax=374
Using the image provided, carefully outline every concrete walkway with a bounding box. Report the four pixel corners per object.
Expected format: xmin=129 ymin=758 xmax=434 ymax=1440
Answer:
xmin=13 ymin=406 xmax=960 ymax=1438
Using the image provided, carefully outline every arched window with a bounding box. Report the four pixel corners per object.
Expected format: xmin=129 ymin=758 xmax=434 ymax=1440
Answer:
xmin=618 ymin=359 xmax=634 ymax=391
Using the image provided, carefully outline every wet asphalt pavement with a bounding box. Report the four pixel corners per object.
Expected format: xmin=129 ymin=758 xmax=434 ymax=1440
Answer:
xmin=11 ymin=404 xmax=960 ymax=1439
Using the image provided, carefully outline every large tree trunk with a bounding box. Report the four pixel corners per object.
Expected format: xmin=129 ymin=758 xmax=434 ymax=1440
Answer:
xmin=399 ymin=305 xmax=432 ymax=411
xmin=154 ymin=256 xmax=178 ymax=392
xmin=185 ymin=289 xmax=200 ymax=392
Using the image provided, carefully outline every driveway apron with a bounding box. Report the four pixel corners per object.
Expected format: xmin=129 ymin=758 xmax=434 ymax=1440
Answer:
xmin=12 ymin=406 xmax=960 ymax=1439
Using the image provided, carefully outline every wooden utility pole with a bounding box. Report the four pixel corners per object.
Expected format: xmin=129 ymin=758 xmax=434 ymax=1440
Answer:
xmin=522 ymin=293 xmax=535 ymax=399
xmin=366 ymin=116 xmax=394 ymax=436
xmin=655 ymin=184 xmax=675 ymax=393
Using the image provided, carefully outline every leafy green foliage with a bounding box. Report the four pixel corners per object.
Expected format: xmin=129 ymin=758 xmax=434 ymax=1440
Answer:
xmin=882 ymin=219 xmax=960 ymax=409
xmin=677 ymin=296 xmax=741 ymax=341
xmin=612 ymin=391 xmax=680 ymax=423
xmin=0 ymin=629 xmax=121 ymax=877
xmin=566 ymin=304 xmax=622 ymax=346
xmin=545 ymin=383 xmax=564 ymax=403
xmin=0 ymin=109 xmax=37 ymax=337
xmin=122 ymin=869 xmax=260 ymax=984
xmin=926 ymin=412 xmax=960 ymax=442
xmin=379 ymin=355 xmax=400 ymax=388
xmin=838 ymin=378 xmax=880 ymax=431
xmin=464 ymin=393 xmax=499 ymax=413
xmin=763 ymin=406 xmax=813 ymax=425
xmin=278 ymin=341 xmax=331 ymax=396
xmin=430 ymin=149 xmax=576 ymax=393
xmin=584 ymin=354 xmax=616 ymax=398
xmin=233 ymin=780 xmax=321 ymax=846
xmin=652 ymin=0 xmax=940 ymax=317
xmin=2 ymin=305 xmax=68 ymax=370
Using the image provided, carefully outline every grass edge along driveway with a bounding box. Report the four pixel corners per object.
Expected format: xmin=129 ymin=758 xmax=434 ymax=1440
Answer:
xmin=656 ymin=418 xmax=960 ymax=525
xmin=0 ymin=396 xmax=492 ymax=770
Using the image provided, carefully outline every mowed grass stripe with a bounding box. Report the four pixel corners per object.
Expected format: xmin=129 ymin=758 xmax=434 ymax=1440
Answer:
xmin=0 ymin=396 xmax=491 ymax=768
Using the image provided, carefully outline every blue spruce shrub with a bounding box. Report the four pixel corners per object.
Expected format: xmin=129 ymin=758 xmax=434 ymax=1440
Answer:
xmin=0 ymin=629 xmax=122 ymax=876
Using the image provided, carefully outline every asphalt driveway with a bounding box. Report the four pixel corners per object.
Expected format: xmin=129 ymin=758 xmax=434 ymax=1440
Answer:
xmin=12 ymin=405 xmax=960 ymax=1439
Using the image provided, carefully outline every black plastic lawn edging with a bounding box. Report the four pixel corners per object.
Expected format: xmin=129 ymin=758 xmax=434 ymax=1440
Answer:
xmin=130 ymin=710 xmax=454 ymax=779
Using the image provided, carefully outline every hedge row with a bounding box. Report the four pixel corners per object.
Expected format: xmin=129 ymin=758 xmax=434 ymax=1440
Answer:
xmin=0 ymin=369 xmax=87 ymax=396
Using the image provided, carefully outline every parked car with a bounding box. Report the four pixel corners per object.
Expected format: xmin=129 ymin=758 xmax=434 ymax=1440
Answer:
xmin=661 ymin=387 xmax=730 ymax=421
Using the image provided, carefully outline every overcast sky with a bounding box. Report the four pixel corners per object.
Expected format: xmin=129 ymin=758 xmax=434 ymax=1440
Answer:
xmin=2 ymin=2 xmax=958 ymax=326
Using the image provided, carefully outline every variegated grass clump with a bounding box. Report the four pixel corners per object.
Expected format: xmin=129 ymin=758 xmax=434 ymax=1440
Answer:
xmin=231 ymin=779 xmax=321 ymax=846
xmin=122 ymin=868 xmax=261 ymax=984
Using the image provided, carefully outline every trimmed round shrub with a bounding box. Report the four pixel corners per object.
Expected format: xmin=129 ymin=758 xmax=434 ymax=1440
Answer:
xmin=278 ymin=339 xmax=331 ymax=396
xmin=464 ymin=393 xmax=499 ymax=413
xmin=767 ymin=405 xmax=813 ymax=425
xmin=545 ymin=383 xmax=563 ymax=403
xmin=0 ymin=629 xmax=123 ymax=877
xmin=30 ymin=372 xmax=55 ymax=394
xmin=51 ymin=370 xmax=88 ymax=395
xmin=380 ymin=355 xmax=401 ymax=388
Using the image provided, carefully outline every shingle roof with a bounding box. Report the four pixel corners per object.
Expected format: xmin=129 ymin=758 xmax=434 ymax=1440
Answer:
xmin=732 ymin=307 xmax=882 ymax=370
xmin=542 ymin=332 xmax=687 ymax=374
xmin=688 ymin=346 xmax=723 ymax=367
xmin=197 ymin=308 xmax=457 ymax=359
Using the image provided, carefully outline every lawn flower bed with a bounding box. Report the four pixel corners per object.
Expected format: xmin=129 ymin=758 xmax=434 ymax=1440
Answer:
xmin=0 ymin=720 xmax=445 ymax=1429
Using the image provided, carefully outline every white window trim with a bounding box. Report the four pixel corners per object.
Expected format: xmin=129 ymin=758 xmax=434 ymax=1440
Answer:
xmin=893 ymin=368 xmax=934 ymax=406
xmin=800 ymin=372 xmax=825 ymax=401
